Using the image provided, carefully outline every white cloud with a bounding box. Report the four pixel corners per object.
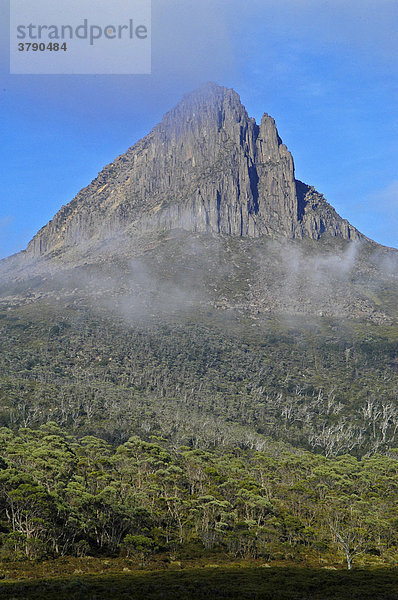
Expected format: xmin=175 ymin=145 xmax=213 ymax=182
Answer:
xmin=358 ymin=181 xmax=398 ymax=248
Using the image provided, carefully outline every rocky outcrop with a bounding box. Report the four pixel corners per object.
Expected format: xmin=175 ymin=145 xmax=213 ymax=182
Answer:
xmin=26 ymin=82 xmax=363 ymax=257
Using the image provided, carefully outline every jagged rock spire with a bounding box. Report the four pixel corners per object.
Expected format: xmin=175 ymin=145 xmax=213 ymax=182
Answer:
xmin=27 ymin=83 xmax=362 ymax=257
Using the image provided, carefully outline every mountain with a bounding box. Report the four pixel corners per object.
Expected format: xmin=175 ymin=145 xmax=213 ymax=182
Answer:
xmin=25 ymin=82 xmax=362 ymax=259
xmin=0 ymin=83 xmax=397 ymax=458
xmin=1 ymin=83 xmax=398 ymax=576
xmin=2 ymin=82 xmax=396 ymax=323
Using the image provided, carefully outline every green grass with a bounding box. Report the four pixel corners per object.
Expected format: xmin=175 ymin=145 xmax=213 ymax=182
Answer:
xmin=1 ymin=567 xmax=398 ymax=599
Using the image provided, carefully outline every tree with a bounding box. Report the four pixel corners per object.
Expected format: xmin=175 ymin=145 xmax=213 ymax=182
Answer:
xmin=121 ymin=534 xmax=156 ymax=566
xmin=329 ymin=519 xmax=366 ymax=570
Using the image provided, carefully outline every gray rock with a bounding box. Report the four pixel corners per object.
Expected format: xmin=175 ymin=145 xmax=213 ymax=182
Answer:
xmin=26 ymin=82 xmax=363 ymax=258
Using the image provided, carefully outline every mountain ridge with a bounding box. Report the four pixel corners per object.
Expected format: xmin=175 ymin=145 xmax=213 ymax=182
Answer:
xmin=24 ymin=82 xmax=365 ymax=259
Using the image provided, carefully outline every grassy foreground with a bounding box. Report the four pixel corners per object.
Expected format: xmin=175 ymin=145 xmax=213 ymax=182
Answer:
xmin=1 ymin=566 xmax=398 ymax=600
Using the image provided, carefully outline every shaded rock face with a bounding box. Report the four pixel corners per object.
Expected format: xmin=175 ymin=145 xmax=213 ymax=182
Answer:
xmin=27 ymin=82 xmax=362 ymax=257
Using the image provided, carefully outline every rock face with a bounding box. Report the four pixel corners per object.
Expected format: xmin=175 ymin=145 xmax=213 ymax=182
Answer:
xmin=26 ymin=82 xmax=362 ymax=257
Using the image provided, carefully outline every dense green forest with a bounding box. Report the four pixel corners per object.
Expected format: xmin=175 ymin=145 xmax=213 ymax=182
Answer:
xmin=0 ymin=423 xmax=397 ymax=569
xmin=0 ymin=292 xmax=397 ymax=597
xmin=0 ymin=300 xmax=397 ymax=456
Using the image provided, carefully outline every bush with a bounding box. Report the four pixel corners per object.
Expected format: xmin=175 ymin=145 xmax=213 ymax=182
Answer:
xmin=120 ymin=535 xmax=156 ymax=565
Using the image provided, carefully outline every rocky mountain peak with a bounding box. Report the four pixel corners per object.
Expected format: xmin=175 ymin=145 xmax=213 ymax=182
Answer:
xmin=25 ymin=83 xmax=363 ymax=258
xmin=161 ymin=81 xmax=245 ymax=123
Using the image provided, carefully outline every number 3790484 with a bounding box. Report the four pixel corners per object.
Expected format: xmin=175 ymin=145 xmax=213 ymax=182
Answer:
xmin=18 ymin=42 xmax=67 ymax=51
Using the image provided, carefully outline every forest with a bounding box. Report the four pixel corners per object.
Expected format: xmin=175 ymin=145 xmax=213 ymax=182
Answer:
xmin=0 ymin=300 xmax=397 ymax=455
xmin=0 ymin=298 xmax=397 ymax=598
xmin=0 ymin=423 xmax=397 ymax=570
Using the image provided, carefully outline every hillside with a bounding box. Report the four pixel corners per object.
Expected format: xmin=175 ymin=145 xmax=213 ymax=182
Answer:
xmin=0 ymin=83 xmax=397 ymax=456
xmin=0 ymin=83 xmax=397 ymax=572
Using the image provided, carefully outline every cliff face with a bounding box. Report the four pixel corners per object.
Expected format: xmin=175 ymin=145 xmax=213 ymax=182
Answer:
xmin=26 ymin=83 xmax=362 ymax=257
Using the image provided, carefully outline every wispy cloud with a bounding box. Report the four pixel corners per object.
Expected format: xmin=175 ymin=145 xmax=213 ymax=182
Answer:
xmin=0 ymin=217 xmax=14 ymax=259
xmin=361 ymin=181 xmax=398 ymax=248
xmin=370 ymin=180 xmax=398 ymax=210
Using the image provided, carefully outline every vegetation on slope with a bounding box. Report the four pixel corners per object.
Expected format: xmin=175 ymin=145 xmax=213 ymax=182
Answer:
xmin=0 ymin=424 xmax=397 ymax=569
xmin=0 ymin=301 xmax=397 ymax=456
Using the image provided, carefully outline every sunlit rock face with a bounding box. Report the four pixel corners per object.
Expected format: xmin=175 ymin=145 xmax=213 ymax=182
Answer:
xmin=26 ymin=82 xmax=362 ymax=258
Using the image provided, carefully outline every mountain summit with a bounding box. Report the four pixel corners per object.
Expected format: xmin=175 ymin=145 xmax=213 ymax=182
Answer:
xmin=27 ymin=83 xmax=362 ymax=258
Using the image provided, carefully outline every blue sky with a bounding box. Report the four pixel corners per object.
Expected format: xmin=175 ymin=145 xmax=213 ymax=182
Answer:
xmin=1 ymin=0 xmax=397 ymax=258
